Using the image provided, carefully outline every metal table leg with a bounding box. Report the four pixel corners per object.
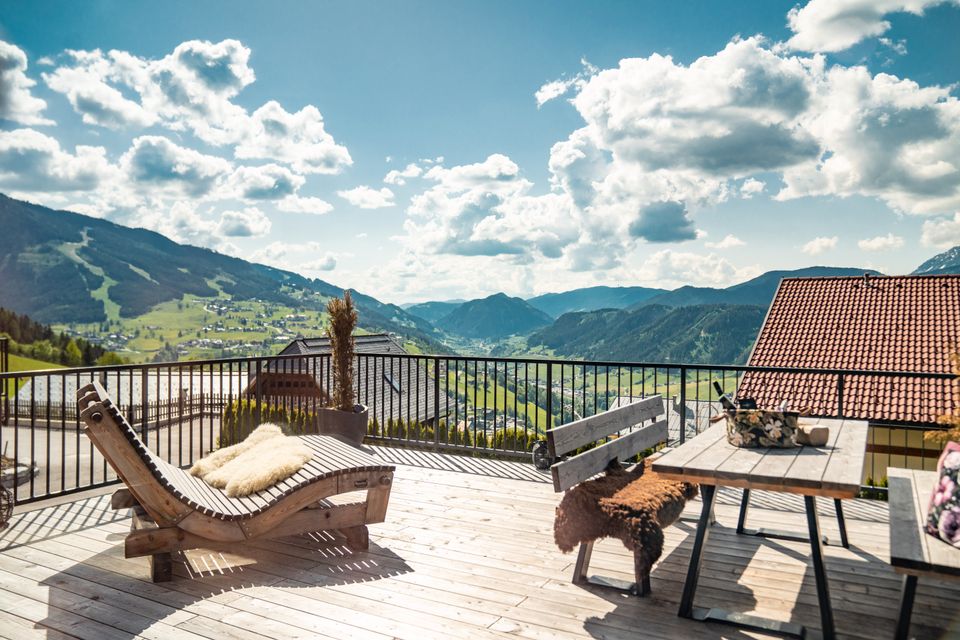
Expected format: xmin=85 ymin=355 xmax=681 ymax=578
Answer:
xmin=679 ymin=484 xmax=805 ymax=637
xmin=894 ymin=575 xmax=918 ymax=640
xmin=678 ymin=484 xmax=715 ymax=618
xmin=805 ymin=495 xmax=836 ymax=639
xmin=738 ymin=489 xmax=847 ymax=548
xmin=833 ymin=499 xmax=849 ymax=548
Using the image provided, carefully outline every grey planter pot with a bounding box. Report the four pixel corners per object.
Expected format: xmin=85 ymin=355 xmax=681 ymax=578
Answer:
xmin=316 ymin=405 xmax=369 ymax=447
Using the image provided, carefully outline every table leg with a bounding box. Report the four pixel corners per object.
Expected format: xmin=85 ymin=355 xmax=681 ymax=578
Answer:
xmin=805 ymin=495 xmax=835 ymax=639
xmin=895 ymin=575 xmax=918 ymax=640
xmin=680 ymin=484 xmax=805 ymax=637
xmin=678 ymin=484 xmax=715 ymax=618
xmin=833 ymin=499 xmax=849 ymax=548
xmin=738 ymin=490 xmax=834 ymax=547
xmin=737 ymin=488 xmax=751 ymax=534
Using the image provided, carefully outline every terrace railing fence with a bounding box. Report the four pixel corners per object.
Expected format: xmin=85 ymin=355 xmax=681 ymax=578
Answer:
xmin=0 ymin=352 xmax=954 ymax=505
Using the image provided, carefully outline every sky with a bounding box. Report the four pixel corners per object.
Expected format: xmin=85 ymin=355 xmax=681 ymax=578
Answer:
xmin=1 ymin=0 xmax=959 ymax=304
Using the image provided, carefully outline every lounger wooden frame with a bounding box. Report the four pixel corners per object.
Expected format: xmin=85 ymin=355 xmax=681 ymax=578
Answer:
xmin=77 ymin=381 xmax=395 ymax=582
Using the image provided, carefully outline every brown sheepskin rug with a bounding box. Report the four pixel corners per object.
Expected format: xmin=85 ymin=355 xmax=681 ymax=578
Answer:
xmin=554 ymin=458 xmax=698 ymax=579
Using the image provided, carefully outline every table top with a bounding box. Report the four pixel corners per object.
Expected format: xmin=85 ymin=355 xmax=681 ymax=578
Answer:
xmin=652 ymin=417 xmax=869 ymax=499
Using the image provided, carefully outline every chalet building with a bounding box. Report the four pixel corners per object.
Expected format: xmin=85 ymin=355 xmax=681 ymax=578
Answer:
xmin=737 ymin=274 xmax=959 ymax=478
xmin=247 ymin=334 xmax=450 ymax=426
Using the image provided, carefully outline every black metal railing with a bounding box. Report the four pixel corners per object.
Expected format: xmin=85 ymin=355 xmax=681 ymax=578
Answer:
xmin=0 ymin=351 xmax=954 ymax=504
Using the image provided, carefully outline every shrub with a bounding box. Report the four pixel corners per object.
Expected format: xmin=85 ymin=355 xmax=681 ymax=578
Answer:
xmin=219 ymin=399 xmax=319 ymax=447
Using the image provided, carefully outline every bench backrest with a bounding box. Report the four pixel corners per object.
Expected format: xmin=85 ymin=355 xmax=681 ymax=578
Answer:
xmin=546 ymin=395 xmax=667 ymax=492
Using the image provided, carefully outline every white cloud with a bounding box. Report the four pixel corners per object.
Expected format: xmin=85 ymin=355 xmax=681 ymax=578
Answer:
xmin=921 ymin=212 xmax=960 ymax=248
xmin=228 ymin=163 xmax=304 ymax=200
xmin=249 ymin=240 xmax=336 ymax=276
xmin=777 ymin=67 xmax=960 ymax=214
xmin=216 ymin=207 xmax=271 ymax=237
xmin=705 ymin=234 xmax=746 ymax=249
xmin=535 ymin=58 xmax=598 ymax=107
xmin=337 ymin=185 xmax=395 ymax=209
xmin=302 ymin=253 xmax=337 ymax=271
xmin=120 ymin=135 xmax=232 ymax=196
xmin=632 ymin=250 xmax=759 ymax=289
xmin=276 ymin=195 xmax=333 ymax=215
xmin=801 ymin=235 xmax=839 ymax=255
xmin=42 ymin=40 xmax=352 ymax=173
xmin=234 ymin=101 xmax=352 ymax=174
xmin=0 ymin=40 xmax=52 ymax=125
xmin=858 ymin=233 xmax=904 ymax=251
xmin=383 ymin=162 xmax=422 ymax=185
xmin=42 ymin=50 xmax=155 ymax=129
xmin=740 ymin=178 xmax=765 ymax=198
xmin=786 ymin=0 xmax=957 ymax=53
xmin=0 ymin=128 xmax=112 ymax=191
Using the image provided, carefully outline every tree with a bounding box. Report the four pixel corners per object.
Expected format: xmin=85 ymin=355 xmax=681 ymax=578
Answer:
xmin=63 ymin=340 xmax=83 ymax=366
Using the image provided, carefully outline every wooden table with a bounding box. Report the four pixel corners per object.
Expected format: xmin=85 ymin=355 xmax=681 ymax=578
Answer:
xmin=653 ymin=417 xmax=869 ymax=640
xmin=887 ymin=468 xmax=960 ymax=640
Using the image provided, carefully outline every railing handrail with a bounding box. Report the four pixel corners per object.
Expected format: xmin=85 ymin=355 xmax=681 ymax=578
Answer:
xmin=1 ymin=350 xmax=954 ymax=381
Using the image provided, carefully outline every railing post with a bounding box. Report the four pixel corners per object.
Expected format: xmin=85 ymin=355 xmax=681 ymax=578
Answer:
xmin=140 ymin=368 xmax=149 ymax=446
xmin=545 ymin=363 xmax=553 ymax=428
xmin=679 ymin=367 xmax=687 ymax=444
xmin=255 ymin=359 xmax=262 ymax=425
xmin=434 ymin=357 xmax=441 ymax=446
xmin=837 ymin=373 xmax=844 ymax=418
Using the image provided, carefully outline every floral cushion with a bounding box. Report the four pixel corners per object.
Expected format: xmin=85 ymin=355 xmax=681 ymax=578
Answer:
xmin=926 ymin=441 xmax=960 ymax=548
xmin=725 ymin=410 xmax=799 ymax=448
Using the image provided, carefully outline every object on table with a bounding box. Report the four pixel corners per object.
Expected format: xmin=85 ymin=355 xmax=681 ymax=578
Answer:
xmin=724 ymin=409 xmax=799 ymax=448
xmin=796 ymin=423 xmax=830 ymax=447
xmin=925 ymin=441 xmax=960 ymax=548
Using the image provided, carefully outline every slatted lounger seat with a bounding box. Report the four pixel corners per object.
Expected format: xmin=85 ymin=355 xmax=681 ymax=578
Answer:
xmin=77 ymin=382 xmax=395 ymax=582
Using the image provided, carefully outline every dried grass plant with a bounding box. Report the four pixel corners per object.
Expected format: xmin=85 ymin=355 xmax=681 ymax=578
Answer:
xmin=326 ymin=291 xmax=358 ymax=412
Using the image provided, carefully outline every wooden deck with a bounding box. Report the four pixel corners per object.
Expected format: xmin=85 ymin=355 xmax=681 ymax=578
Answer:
xmin=1 ymin=448 xmax=959 ymax=640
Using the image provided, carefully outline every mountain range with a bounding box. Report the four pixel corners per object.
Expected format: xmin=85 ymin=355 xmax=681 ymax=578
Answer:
xmin=435 ymin=293 xmax=553 ymax=340
xmin=0 ymin=194 xmax=442 ymax=350
xmin=3 ymin=192 xmax=959 ymax=365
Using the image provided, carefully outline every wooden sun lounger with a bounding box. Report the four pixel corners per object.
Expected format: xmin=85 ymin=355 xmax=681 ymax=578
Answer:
xmin=77 ymin=382 xmax=395 ymax=582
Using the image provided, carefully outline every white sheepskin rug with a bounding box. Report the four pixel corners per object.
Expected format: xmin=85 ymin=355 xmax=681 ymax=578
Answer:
xmin=189 ymin=423 xmax=313 ymax=497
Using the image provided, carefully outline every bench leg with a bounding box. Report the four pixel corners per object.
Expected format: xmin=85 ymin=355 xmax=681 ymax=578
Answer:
xmin=342 ymin=525 xmax=369 ymax=551
xmin=150 ymin=552 xmax=173 ymax=582
xmin=895 ymin=575 xmax=918 ymax=640
xmin=633 ymin=550 xmax=651 ymax=597
xmin=572 ymin=541 xmax=594 ymax=585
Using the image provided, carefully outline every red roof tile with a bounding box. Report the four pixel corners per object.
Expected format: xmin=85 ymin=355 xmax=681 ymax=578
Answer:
xmin=738 ymin=274 xmax=959 ymax=425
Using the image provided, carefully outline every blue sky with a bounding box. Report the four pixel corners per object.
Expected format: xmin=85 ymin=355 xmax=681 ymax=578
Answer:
xmin=1 ymin=0 xmax=959 ymax=303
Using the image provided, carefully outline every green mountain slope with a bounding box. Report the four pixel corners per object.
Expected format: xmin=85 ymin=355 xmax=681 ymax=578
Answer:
xmin=405 ymin=301 xmax=463 ymax=324
xmin=436 ymin=293 xmax=553 ymax=340
xmin=526 ymin=285 xmax=666 ymax=318
xmin=528 ymin=304 xmax=766 ymax=364
xmin=632 ymin=266 xmax=882 ymax=310
xmin=912 ymin=246 xmax=960 ymax=275
xmin=0 ymin=194 xmax=440 ymax=349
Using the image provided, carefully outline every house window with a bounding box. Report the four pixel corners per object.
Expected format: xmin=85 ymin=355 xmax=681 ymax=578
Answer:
xmin=384 ymin=372 xmax=401 ymax=394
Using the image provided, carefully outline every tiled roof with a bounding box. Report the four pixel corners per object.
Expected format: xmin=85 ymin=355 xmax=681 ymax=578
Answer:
xmin=738 ymin=274 xmax=959 ymax=425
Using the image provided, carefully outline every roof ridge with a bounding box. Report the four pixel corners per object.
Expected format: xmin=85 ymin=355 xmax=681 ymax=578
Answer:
xmin=781 ymin=273 xmax=960 ymax=282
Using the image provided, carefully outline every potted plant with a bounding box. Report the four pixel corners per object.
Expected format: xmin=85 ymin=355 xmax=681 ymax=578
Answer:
xmin=317 ymin=291 xmax=368 ymax=446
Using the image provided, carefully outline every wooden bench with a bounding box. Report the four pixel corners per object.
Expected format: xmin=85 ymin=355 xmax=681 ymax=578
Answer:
xmin=888 ymin=467 xmax=960 ymax=640
xmin=548 ymin=395 xmax=697 ymax=596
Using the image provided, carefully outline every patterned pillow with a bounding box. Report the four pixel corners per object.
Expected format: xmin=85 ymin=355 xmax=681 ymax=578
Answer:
xmin=926 ymin=441 xmax=960 ymax=548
